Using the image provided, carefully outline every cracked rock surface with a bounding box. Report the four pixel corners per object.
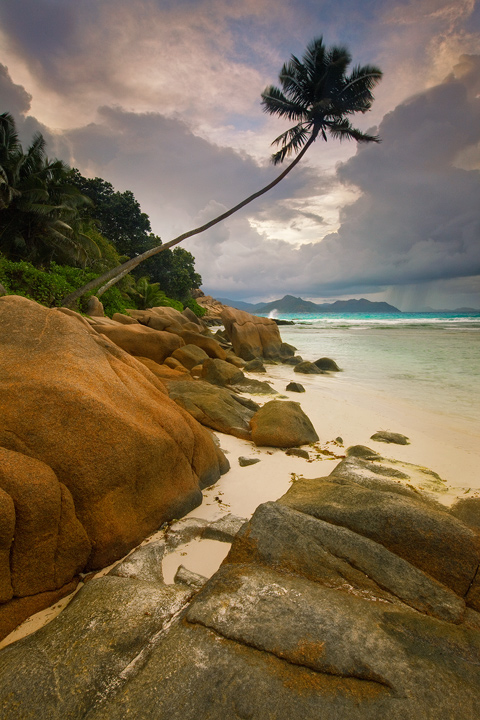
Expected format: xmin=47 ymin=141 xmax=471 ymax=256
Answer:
xmin=1 ymin=467 xmax=480 ymax=719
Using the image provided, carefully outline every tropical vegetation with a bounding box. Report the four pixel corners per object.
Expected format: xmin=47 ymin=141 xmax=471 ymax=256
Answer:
xmin=0 ymin=113 xmax=204 ymax=316
xmin=62 ymin=35 xmax=382 ymax=307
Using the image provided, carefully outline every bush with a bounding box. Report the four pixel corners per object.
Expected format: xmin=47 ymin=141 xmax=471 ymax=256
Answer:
xmin=183 ymin=297 xmax=207 ymax=317
xmin=0 ymin=257 xmax=130 ymax=317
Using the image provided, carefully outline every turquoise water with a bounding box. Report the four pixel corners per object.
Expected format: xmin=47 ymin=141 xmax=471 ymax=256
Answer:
xmin=261 ymin=312 xmax=480 ymax=425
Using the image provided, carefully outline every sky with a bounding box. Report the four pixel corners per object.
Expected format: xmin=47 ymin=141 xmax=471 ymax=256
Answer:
xmin=1 ymin=0 xmax=480 ymax=310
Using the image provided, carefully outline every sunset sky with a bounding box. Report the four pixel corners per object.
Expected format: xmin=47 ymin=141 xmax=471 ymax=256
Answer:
xmin=1 ymin=0 xmax=479 ymax=309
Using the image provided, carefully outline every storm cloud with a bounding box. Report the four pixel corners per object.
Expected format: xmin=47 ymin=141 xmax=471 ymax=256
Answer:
xmin=0 ymin=0 xmax=479 ymax=308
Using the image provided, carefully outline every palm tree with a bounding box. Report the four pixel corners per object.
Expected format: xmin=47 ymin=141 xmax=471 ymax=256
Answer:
xmin=62 ymin=36 xmax=382 ymax=307
xmin=0 ymin=113 xmax=99 ymax=266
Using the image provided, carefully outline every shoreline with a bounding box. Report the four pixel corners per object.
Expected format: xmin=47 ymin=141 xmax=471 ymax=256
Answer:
xmin=1 ymin=349 xmax=478 ymax=650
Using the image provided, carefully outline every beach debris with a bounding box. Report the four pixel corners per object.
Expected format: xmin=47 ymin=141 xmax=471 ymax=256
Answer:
xmin=308 ymin=441 xmax=345 ymax=461
xmin=285 ymin=448 xmax=310 ymax=459
xmin=286 ymin=381 xmax=305 ymax=393
xmin=293 ymin=360 xmax=324 ymax=374
xmin=314 ymin=357 xmax=341 ymax=371
xmin=238 ymin=456 xmax=261 ymax=467
xmin=370 ymin=431 xmax=410 ymax=445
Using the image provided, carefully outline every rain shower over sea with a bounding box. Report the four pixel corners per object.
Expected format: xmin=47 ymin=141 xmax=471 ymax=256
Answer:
xmin=262 ymin=311 xmax=480 ymax=427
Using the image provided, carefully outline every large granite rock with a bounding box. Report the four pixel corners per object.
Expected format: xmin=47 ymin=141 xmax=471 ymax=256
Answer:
xmin=92 ymin=320 xmax=184 ymax=364
xmin=0 ymin=448 xmax=90 ymax=602
xmin=250 ymin=400 xmax=319 ymax=448
xmin=279 ymin=473 xmax=480 ymax=597
xmin=221 ymin=306 xmax=294 ymax=361
xmin=1 ymin=462 xmax=480 ymax=718
xmin=0 ymin=296 xmax=227 ymax=575
xmin=0 ymin=576 xmax=195 ymax=720
xmin=165 ymin=379 xmax=258 ymax=439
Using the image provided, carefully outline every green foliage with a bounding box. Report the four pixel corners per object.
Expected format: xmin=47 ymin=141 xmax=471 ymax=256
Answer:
xmin=261 ymin=36 xmax=382 ymax=164
xmin=69 ymin=170 xmax=153 ymax=257
xmin=0 ymin=114 xmax=97 ymax=266
xmin=136 ymin=246 xmax=202 ymax=301
xmin=183 ymin=297 xmax=207 ymax=317
xmin=0 ymin=256 xmax=130 ymax=317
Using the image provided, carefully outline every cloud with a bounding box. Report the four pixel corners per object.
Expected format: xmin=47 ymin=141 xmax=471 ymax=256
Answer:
xmin=0 ymin=63 xmax=31 ymax=116
xmin=191 ymin=59 xmax=480 ymax=305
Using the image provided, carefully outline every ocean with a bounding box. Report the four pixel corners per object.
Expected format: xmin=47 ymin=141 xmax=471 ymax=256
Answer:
xmin=260 ymin=312 xmax=480 ymax=428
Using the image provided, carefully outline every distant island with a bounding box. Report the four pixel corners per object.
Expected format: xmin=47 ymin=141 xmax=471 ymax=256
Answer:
xmin=217 ymin=294 xmax=401 ymax=314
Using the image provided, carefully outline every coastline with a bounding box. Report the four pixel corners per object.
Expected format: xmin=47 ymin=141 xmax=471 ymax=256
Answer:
xmin=1 ymin=322 xmax=479 ymax=650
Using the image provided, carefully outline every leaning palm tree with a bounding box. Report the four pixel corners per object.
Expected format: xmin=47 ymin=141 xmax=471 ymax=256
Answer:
xmin=62 ymin=36 xmax=382 ymax=307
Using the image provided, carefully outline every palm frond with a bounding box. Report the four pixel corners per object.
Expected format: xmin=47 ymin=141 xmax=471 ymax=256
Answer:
xmin=271 ymin=124 xmax=311 ymax=165
xmin=261 ymin=85 xmax=307 ymax=121
xmin=325 ymin=118 xmax=380 ymax=143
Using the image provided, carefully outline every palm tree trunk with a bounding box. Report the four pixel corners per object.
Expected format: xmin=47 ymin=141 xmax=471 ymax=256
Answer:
xmin=61 ymin=134 xmax=317 ymax=308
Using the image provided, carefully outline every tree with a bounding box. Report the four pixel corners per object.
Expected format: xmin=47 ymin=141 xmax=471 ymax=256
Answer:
xmin=62 ymin=36 xmax=382 ymax=307
xmin=0 ymin=113 xmax=99 ymax=266
xmin=133 ymin=246 xmax=202 ymax=301
xmin=69 ymin=170 xmax=153 ymax=257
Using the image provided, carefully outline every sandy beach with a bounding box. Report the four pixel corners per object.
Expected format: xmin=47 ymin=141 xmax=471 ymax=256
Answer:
xmin=3 ymin=354 xmax=478 ymax=651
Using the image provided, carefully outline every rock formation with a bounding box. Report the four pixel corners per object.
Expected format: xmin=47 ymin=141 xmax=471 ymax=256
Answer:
xmin=1 ymin=460 xmax=479 ymax=719
xmin=0 ymin=296 xmax=228 ymax=634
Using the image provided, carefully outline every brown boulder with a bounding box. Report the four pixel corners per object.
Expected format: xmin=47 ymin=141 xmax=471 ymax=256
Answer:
xmin=177 ymin=330 xmax=227 ymax=360
xmin=166 ymin=380 xmax=258 ymax=439
xmin=0 ymin=490 xmax=14 ymax=604
xmin=221 ymin=307 xmax=292 ymax=361
xmin=0 ymin=448 xmax=90 ymax=598
xmin=0 ymin=296 xmax=226 ymax=570
xmin=135 ymin=357 xmax=190 ymax=383
xmin=250 ymin=400 xmax=319 ymax=448
xmin=171 ymin=344 xmax=209 ymax=371
xmin=201 ymin=358 xmax=244 ymax=386
xmin=94 ymin=322 xmax=184 ymax=364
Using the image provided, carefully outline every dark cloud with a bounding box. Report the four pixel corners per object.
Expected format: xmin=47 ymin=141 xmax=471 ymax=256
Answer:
xmin=0 ymin=63 xmax=31 ymax=115
xmin=58 ymin=105 xmax=319 ymax=238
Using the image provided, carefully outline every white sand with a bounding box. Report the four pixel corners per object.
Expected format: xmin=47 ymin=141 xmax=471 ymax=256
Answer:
xmin=2 ymin=360 xmax=478 ymax=649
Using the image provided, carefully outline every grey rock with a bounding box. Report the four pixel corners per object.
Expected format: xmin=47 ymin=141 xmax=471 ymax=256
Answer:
xmin=450 ymin=497 xmax=480 ymax=531
xmin=243 ymin=357 xmax=266 ymax=372
xmin=174 ymin=565 xmax=208 ymax=590
xmin=203 ymin=514 xmax=247 ymax=542
xmin=165 ymin=380 xmax=257 ymax=439
xmin=314 ymin=357 xmax=341 ymax=371
xmin=279 ymin=474 xmax=480 ymax=596
xmin=227 ymin=502 xmax=466 ymax=623
xmin=164 ymin=517 xmax=209 ymax=551
xmin=109 ymin=540 xmax=165 ymax=583
xmin=370 ymin=431 xmax=410 ymax=445
xmin=286 ymin=381 xmax=305 ymax=392
xmin=238 ymin=456 xmax=261 ymax=467
xmin=285 ymin=447 xmax=310 ymax=459
xmin=231 ymin=377 xmax=276 ymax=395
xmin=293 ymin=360 xmax=324 ymax=374
xmin=283 ymin=355 xmax=303 ymax=365
xmin=0 ymin=576 xmax=194 ymax=720
xmin=346 ymin=444 xmax=383 ymax=460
